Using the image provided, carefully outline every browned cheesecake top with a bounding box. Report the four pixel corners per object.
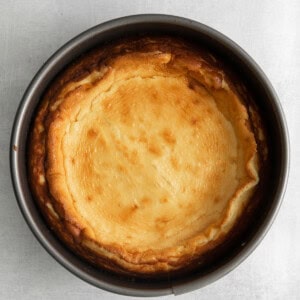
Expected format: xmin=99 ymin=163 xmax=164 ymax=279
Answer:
xmin=28 ymin=37 xmax=259 ymax=274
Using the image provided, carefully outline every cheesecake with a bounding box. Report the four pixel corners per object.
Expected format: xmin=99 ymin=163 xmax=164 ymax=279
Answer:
xmin=28 ymin=37 xmax=260 ymax=275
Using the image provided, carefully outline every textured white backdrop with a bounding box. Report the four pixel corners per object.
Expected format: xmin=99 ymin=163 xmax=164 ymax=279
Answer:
xmin=1 ymin=0 xmax=299 ymax=299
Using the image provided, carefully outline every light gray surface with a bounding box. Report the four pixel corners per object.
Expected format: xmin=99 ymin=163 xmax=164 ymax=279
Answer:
xmin=1 ymin=0 xmax=299 ymax=299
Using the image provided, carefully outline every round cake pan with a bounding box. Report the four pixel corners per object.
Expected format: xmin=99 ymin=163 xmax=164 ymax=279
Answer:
xmin=10 ymin=15 xmax=289 ymax=296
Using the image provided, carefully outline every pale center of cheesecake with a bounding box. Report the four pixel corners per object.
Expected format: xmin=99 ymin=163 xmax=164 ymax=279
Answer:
xmin=62 ymin=75 xmax=239 ymax=249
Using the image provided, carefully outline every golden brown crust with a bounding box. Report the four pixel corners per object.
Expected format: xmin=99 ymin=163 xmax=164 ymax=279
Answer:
xmin=28 ymin=37 xmax=260 ymax=275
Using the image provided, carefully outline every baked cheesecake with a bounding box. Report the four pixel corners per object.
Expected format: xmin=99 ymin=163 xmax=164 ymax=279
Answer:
xmin=28 ymin=37 xmax=261 ymax=275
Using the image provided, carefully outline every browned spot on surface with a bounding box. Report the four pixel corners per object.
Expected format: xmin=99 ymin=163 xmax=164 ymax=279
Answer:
xmin=161 ymin=129 xmax=176 ymax=145
xmin=13 ymin=145 xmax=18 ymax=152
xmin=206 ymin=108 xmax=213 ymax=115
xmin=188 ymin=81 xmax=195 ymax=90
xmin=120 ymin=205 xmax=138 ymax=222
xmin=156 ymin=216 xmax=170 ymax=227
xmin=214 ymin=196 xmax=221 ymax=204
xmin=117 ymin=164 xmax=127 ymax=173
xmin=160 ymin=197 xmax=168 ymax=204
xmin=138 ymin=134 xmax=147 ymax=143
xmin=192 ymin=97 xmax=201 ymax=105
xmin=87 ymin=195 xmax=93 ymax=202
xmin=141 ymin=196 xmax=151 ymax=205
xmin=148 ymin=143 xmax=161 ymax=156
xmin=190 ymin=118 xmax=199 ymax=126
xmin=118 ymin=96 xmax=131 ymax=124
xmin=87 ymin=128 xmax=98 ymax=138
xmin=71 ymin=158 xmax=75 ymax=164
xmin=150 ymin=90 xmax=159 ymax=103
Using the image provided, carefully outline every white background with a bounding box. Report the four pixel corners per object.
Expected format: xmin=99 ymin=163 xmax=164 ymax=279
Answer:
xmin=0 ymin=0 xmax=299 ymax=299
